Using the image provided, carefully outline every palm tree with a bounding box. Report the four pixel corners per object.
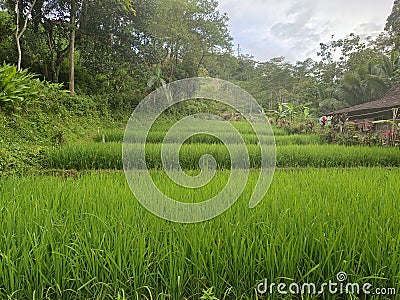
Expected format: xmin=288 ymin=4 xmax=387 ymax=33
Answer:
xmin=339 ymin=62 xmax=388 ymax=106
xmin=147 ymin=65 xmax=172 ymax=104
xmin=379 ymin=50 xmax=400 ymax=84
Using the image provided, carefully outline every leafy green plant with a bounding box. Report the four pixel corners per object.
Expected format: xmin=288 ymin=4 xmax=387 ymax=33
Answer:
xmin=0 ymin=63 xmax=39 ymax=106
xmin=0 ymin=147 xmax=15 ymax=172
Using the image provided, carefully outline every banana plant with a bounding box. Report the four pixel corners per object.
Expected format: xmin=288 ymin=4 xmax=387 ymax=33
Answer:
xmin=147 ymin=65 xmax=172 ymax=104
xmin=268 ymin=102 xmax=292 ymax=119
xmin=281 ymin=103 xmax=297 ymax=121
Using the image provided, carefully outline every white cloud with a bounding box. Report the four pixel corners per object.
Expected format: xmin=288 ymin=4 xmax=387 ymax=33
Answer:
xmin=217 ymin=0 xmax=394 ymax=62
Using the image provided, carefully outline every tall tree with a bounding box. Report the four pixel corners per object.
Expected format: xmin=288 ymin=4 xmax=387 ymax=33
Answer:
xmin=146 ymin=0 xmax=232 ymax=81
xmin=385 ymin=0 xmax=400 ymax=49
xmin=30 ymin=0 xmax=72 ymax=82
xmin=69 ymin=0 xmax=75 ymax=95
xmin=77 ymin=0 xmax=137 ymax=76
xmin=14 ymin=0 xmax=37 ymax=70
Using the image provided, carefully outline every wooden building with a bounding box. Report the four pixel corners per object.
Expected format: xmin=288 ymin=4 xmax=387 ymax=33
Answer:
xmin=329 ymin=84 xmax=400 ymax=122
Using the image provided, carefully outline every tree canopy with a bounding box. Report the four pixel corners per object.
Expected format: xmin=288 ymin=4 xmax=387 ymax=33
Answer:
xmin=1 ymin=0 xmax=400 ymax=114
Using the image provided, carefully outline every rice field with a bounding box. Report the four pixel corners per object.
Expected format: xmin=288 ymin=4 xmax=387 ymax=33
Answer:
xmin=2 ymin=122 xmax=400 ymax=299
xmin=45 ymin=143 xmax=400 ymax=170
xmin=94 ymin=131 xmax=321 ymax=145
xmin=0 ymin=169 xmax=399 ymax=299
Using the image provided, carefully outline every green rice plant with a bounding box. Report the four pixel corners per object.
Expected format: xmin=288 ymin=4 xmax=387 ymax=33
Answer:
xmin=276 ymin=145 xmax=400 ymax=167
xmin=148 ymin=120 xmax=262 ymax=136
xmin=45 ymin=142 xmax=122 ymax=170
xmin=0 ymin=168 xmax=399 ymax=299
xmin=276 ymin=134 xmax=321 ymax=145
xmin=95 ymin=121 xmax=288 ymax=143
xmin=95 ymin=130 xmax=322 ymax=145
xmin=44 ymin=143 xmax=400 ymax=170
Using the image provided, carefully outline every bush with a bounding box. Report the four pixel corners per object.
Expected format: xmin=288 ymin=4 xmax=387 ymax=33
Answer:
xmin=0 ymin=63 xmax=39 ymax=108
xmin=0 ymin=66 xmax=122 ymax=173
xmin=0 ymin=147 xmax=16 ymax=172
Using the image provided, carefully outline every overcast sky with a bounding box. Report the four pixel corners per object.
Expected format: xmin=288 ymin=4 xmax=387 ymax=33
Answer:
xmin=217 ymin=0 xmax=394 ymax=63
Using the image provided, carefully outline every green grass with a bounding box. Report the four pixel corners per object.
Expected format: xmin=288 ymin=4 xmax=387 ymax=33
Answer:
xmin=95 ymin=131 xmax=321 ymax=145
xmin=5 ymin=117 xmax=400 ymax=299
xmin=136 ymin=121 xmax=288 ymax=136
xmin=94 ymin=121 xmax=290 ymax=144
xmin=45 ymin=143 xmax=400 ymax=170
xmin=0 ymin=168 xmax=399 ymax=299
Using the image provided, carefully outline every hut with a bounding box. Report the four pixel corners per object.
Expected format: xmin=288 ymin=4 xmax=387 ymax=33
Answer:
xmin=327 ymin=84 xmax=400 ymax=145
xmin=329 ymin=84 xmax=400 ymax=123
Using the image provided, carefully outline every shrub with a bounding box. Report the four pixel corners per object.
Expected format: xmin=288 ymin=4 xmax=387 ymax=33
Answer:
xmin=0 ymin=63 xmax=39 ymax=107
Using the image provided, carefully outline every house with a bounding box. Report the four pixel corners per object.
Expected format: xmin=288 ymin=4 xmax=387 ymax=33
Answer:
xmin=329 ymin=84 xmax=400 ymax=122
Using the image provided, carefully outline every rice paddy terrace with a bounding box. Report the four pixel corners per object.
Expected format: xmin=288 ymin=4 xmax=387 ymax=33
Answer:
xmin=1 ymin=120 xmax=399 ymax=299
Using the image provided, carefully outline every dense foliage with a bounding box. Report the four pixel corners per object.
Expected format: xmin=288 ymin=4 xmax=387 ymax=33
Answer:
xmin=1 ymin=2 xmax=400 ymax=299
xmin=1 ymin=0 xmax=400 ymax=115
xmin=0 ymin=62 xmax=124 ymax=173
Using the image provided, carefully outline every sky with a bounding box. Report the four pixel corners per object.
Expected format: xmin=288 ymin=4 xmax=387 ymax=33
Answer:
xmin=217 ymin=0 xmax=394 ymax=63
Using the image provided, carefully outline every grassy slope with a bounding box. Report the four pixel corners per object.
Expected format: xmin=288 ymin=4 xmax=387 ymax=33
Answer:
xmin=0 ymin=96 xmax=126 ymax=174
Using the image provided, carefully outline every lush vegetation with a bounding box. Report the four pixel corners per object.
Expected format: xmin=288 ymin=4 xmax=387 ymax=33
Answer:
xmin=0 ymin=169 xmax=399 ymax=299
xmin=2 ymin=0 xmax=400 ymax=114
xmin=94 ymin=130 xmax=320 ymax=144
xmin=45 ymin=142 xmax=400 ymax=170
xmin=0 ymin=62 xmax=126 ymax=174
xmin=1 ymin=0 xmax=400 ymax=299
xmin=2 ymin=0 xmax=400 ymax=172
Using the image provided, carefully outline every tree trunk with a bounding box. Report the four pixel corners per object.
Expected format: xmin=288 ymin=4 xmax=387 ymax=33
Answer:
xmin=15 ymin=0 xmax=37 ymax=71
xmin=45 ymin=25 xmax=70 ymax=83
xmin=15 ymin=0 xmax=22 ymax=71
xmin=46 ymin=32 xmax=58 ymax=82
xmin=16 ymin=33 xmax=22 ymax=71
xmin=69 ymin=0 xmax=76 ymax=96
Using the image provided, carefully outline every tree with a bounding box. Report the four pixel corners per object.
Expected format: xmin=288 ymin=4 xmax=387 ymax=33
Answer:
xmin=338 ymin=62 xmax=388 ymax=106
xmin=14 ymin=0 xmax=37 ymax=70
xmin=69 ymin=0 xmax=75 ymax=95
xmin=385 ymin=0 xmax=400 ymax=49
xmin=0 ymin=10 xmax=14 ymax=62
xmin=291 ymin=78 xmax=319 ymax=108
xmin=145 ymin=0 xmax=232 ymax=81
xmin=77 ymin=0 xmax=137 ymax=82
xmin=28 ymin=0 xmax=72 ymax=82
xmin=378 ymin=49 xmax=400 ymax=84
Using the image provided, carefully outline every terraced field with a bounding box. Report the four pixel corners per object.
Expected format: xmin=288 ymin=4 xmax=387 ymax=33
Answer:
xmin=1 ymin=122 xmax=399 ymax=299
